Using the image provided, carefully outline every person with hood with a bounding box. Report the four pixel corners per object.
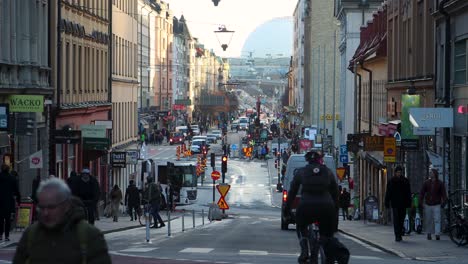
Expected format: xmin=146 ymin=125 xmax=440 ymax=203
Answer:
xmin=110 ymin=185 xmax=123 ymax=222
xmin=0 ymin=164 xmax=20 ymax=242
xmin=125 ymin=180 xmax=141 ymax=221
xmin=12 ymin=178 xmax=111 ymax=264
xmin=74 ymin=168 xmax=100 ymax=225
xmin=385 ymin=165 xmax=412 ymax=242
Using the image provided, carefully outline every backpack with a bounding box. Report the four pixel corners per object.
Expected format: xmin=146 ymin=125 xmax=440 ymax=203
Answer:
xmin=26 ymin=220 xmax=88 ymax=264
xmin=322 ymin=237 xmax=350 ymax=264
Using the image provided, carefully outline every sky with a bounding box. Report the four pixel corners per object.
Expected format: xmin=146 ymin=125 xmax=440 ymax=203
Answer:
xmin=167 ymin=0 xmax=297 ymax=58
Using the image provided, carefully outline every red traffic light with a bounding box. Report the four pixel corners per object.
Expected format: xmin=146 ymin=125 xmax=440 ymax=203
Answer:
xmin=222 ymin=156 xmax=228 ymax=162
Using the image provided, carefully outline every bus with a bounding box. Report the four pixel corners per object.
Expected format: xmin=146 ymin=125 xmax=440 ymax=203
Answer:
xmin=153 ymin=161 xmax=198 ymax=205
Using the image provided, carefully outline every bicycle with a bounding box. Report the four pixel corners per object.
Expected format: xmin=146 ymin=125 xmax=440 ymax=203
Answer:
xmin=448 ymin=203 xmax=468 ymax=246
xmin=138 ymin=200 xmax=153 ymax=227
xmin=302 ymin=222 xmax=326 ymax=264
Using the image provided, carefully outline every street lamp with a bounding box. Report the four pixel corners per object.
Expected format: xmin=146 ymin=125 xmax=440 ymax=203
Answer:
xmin=214 ymin=25 xmax=235 ymax=51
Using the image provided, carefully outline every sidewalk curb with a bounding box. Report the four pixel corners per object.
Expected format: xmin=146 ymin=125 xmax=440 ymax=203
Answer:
xmin=338 ymin=228 xmax=408 ymax=259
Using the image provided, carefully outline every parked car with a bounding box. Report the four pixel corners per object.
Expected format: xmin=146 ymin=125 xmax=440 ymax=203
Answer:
xmin=280 ymin=153 xmax=337 ymax=230
xmin=169 ymin=132 xmax=185 ymax=145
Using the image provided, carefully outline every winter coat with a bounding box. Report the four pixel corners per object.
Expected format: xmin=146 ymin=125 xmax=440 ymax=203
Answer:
xmin=13 ymin=197 xmax=111 ymax=264
xmin=73 ymin=176 xmax=100 ymax=206
xmin=385 ymin=176 xmax=412 ymax=209
xmin=0 ymin=171 xmax=21 ymax=214
xmin=143 ymin=183 xmax=161 ymax=204
xmin=339 ymin=191 xmax=351 ymax=208
xmin=125 ymin=184 xmax=141 ymax=207
xmin=110 ymin=188 xmax=123 ymax=216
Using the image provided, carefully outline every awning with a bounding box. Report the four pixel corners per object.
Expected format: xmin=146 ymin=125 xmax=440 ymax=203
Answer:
xmin=365 ymin=151 xmax=384 ymax=167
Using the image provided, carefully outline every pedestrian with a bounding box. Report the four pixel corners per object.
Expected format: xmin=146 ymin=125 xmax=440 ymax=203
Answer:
xmin=420 ymin=167 xmax=447 ymax=240
xmin=282 ymin=150 xmax=289 ymax=164
xmin=384 ymin=165 xmax=412 ymax=242
xmin=339 ymin=187 xmax=351 ymax=220
xmin=12 ymin=178 xmax=111 ymax=264
xmin=110 ymin=184 xmax=123 ymax=222
xmin=0 ymin=164 xmax=21 ymax=242
xmin=66 ymin=171 xmax=80 ymax=197
xmin=73 ymin=168 xmax=100 ymax=225
xmin=144 ymin=177 xmax=165 ymax=228
xmin=125 ymin=180 xmax=141 ymax=221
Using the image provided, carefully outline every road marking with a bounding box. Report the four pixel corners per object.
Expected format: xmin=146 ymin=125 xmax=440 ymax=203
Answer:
xmin=239 ymin=250 xmax=268 ymax=255
xmin=351 ymin=255 xmax=383 ymax=260
xmin=340 ymin=233 xmax=383 ymax=253
xmin=179 ymin=248 xmax=214 ymax=253
xmin=119 ymin=247 xmax=157 ymax=252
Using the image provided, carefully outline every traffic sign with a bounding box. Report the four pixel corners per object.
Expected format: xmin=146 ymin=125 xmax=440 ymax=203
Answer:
xmin=217 ymin=197 xmax=229 ymax=209
xmin=216 ymin=184 xmax=231 ymax=197
xmin=340 ymin=145 xmax=348 ymax=155
xmin=231 ymin=144 xmax=238 ymax=151
xmin=336 ymin=167 xmax=346 ymax=181
xmin=383 ymin=137 xmax=396 ymax=163
xmin=211 ymin=170 xmax=221 ymax=181
xmin=340 ymin=155 xmax=349 ymax=163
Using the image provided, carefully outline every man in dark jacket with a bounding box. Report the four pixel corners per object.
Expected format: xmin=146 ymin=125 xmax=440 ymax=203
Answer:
xmin=13 ymin=178 xmax=111 ymax=264
xmin=73 ymin=168 xmax=100 ymax=225
xmin=143 ymin=177 xmax=165 ymax=228
xmin=125 ymin=180 xmax=140 ymax=221
xmin=0 ymin=164 xmax=20 ymax=241
xmin=385 ymin=165 xmax=412 ymax=242
xmin=339 ymin=188 xmax=351 ymax=220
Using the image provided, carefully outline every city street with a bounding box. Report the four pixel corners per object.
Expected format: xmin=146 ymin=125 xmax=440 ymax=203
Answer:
xmin=2 ymin=131 xmax=466 ymax=263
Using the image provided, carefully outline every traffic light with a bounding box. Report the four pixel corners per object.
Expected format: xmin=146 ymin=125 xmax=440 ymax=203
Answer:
xmin=221 ymin=155 xmax=228 ymax=173
xmin=202 ymin=145 xmax=208 ymax=156
xmin=274 ymin=159 xmax=278 ymax=168
xmin=210 ymin=153 xmax=215 ymax=168
xmin=16 ymin=117 xmax=35 ymax=136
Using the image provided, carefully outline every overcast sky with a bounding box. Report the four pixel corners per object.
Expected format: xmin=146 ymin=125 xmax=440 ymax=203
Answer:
xmin=167 ymin=0 xmax=297 ymax=58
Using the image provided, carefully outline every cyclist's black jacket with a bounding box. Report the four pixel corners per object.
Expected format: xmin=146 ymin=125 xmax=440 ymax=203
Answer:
xmin=286 ymin=163 xmax=339 ymax=209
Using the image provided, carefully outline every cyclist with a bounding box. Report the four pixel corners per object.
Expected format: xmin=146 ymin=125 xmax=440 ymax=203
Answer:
xmin=284 ymin=150 xmax=345 ymax=264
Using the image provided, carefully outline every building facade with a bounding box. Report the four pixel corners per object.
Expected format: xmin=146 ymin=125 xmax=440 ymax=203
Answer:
xmin=0 ymin=0 xmax=52 ymax=195
xmin=335 ymin=0 xmax=383 ymax=144
xmin=433 ymin=0 xmax=468 ymax=195
xmin=50 ymin=0 xmax=111 ymax=193
xmin=309 ymin=0 xmax=341 ymax=150
xmin=111 ymin=0 xmax=139 ymax=189
xmin=386 ymin=0 xmax=436 ymax=191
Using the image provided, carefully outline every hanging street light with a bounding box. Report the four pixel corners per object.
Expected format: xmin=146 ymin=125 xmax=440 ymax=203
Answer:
xmin=214 ymin=25 xmax=235 ymax=51
xmin=212 ymin=0 xmax=220 ymax=6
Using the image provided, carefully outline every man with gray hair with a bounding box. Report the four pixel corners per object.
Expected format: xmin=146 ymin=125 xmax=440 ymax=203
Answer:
xmin=13 ymin=178 xmax=111 ymax=263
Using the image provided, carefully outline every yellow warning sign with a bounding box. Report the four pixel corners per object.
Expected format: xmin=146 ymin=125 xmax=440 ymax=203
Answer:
xmin=336 ymin=167 xmax=346 ymax=181
xmin=216 ymin=184 xmax=231 ymax=197
xmin=217 ymin=197 xmax=229 ymax=209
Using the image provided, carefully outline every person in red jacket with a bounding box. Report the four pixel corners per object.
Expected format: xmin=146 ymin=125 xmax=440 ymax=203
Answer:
xmin=420 ymin=167 xmax=447 ymax=240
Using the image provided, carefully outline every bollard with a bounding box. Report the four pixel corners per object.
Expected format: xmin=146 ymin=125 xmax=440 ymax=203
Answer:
xmin=167 ymin=209 xmax=171 ymax=237
xmin=202 ymin=209 xmax=205 ymax=225
xmin=192 ymin=209 xmax=195 ymax=228
xmin=182 ymin=209 xmax=185 ymax=232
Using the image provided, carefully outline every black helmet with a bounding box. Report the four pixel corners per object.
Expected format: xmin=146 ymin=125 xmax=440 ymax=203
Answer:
xmin=305 ymin=150 xmax=323 ymax=163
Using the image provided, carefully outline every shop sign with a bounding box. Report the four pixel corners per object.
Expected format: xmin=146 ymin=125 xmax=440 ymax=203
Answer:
xmin=383 ymin=137 xmax=396 ymax=163
xmin=81 ymin=125 xmax=107 ymax=138
xmin=363 ymin=136 xmax=384 ymax=151
xmin=409 ymin=108 xmax=453 ymax=128
xmin=173 ymin=104 xmax=185 ymax=111
xmin=94 ymin=120 xmax=113 ymax=129
xmin=401 ymin=94 xmax=420 ymax=139
xmin=0 ymin=104 xmax=9 ymax=131
xmin=53 ymin=130 xmax=81 ymax=144
xmin=401 ymin=139 xmax=419 ymax=150
xmin=8 ymin=95 xmax=44 ymax=113
xmin=83 ymin=137 xmax=109 ymax=151
xmin=111 ymin=152 xmax=126 ymax=168
xmin=413 ymin=127 xmax=435 ymax=136
xmin=126 ymin=150 xmax=139 ymax=164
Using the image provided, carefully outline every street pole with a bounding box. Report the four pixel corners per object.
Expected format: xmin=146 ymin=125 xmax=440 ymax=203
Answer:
xmin=332 ymin=30 xmax=337 ymax=151
xmin=317 ymin=46 xmax=321 ymax=128
xmin=323 ymin=45 xmax=327 ymax=149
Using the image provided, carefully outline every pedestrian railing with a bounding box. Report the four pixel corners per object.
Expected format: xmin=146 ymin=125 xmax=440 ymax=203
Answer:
xmin=165 ymin=209 xmax=207 ymax=237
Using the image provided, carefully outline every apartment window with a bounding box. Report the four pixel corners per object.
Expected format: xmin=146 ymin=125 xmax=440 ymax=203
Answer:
xmin=65 ymin=42 xmax=70 ymax=94
xmin=454 ymin=40 xmax=467 ymax=84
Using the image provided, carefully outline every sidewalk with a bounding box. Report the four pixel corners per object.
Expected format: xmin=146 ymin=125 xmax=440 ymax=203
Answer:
xmin=0 ymin=211 xmax=178 ymax=249
xmin=338 ymin=219 xmax=468 ymax=261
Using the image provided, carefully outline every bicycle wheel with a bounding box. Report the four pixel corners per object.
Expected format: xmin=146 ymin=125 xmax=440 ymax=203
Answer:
xmin=448 ymin=224 xmax=466 ymax=246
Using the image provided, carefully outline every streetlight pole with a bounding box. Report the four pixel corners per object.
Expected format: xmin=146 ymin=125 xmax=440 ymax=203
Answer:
xmin=332 ymin=29 xmax=337 ymax=150
xmin=323 ymin=45 xmax=326 ymax=141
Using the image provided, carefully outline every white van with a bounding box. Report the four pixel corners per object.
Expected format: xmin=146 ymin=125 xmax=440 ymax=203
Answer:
xmin=281 ymin=153 xmax=337 ymax=230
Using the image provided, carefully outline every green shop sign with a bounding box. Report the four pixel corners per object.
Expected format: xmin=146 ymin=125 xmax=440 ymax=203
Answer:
xmin=8 ymin=95 xmax=44 ymax=112
xmin=83 ymin=137 xmax=110 ymax=151
xmin=401 ymin=94 xmax=420 ymax=140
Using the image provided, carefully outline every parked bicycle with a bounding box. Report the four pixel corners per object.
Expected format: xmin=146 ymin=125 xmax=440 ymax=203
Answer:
xmin=448 ymin=203 xmax=468 ymax=246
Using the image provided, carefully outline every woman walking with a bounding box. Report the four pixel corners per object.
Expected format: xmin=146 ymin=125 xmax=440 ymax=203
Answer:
xmin=110 ymin=185 xmax=123 ymax=222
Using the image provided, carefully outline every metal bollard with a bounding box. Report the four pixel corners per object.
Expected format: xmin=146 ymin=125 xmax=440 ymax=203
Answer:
xmin=202 ymin=209 xmax=205 ymax=225
xmin=167 ymin=209 xmax=171 ymax=237
xmin=182 ymin=209 xmax=185 ymax=232
xmin=192 ymin=209 xmax=195 ymax=228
